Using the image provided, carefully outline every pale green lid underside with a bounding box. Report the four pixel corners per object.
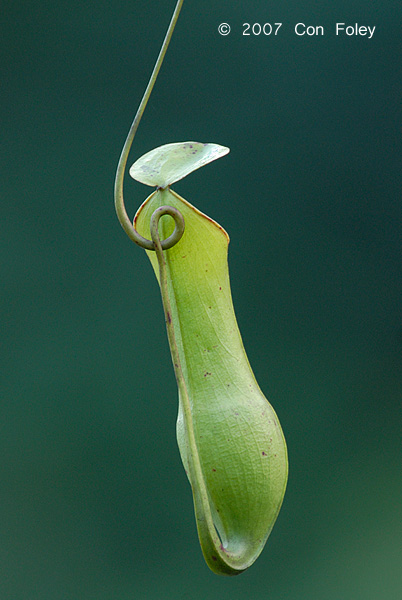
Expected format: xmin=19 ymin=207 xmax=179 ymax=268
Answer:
xmin=129 ymin=141 xmax=230 ymax=188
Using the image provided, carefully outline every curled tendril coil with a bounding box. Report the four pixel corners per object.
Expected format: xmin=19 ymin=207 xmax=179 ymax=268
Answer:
xmin=115 ymin=173 xmax=185 ymax=251
xmin=148 ymin=204 xmax=185 ymax=251
xmin=128 ymin=200 xmax=185 ymax=251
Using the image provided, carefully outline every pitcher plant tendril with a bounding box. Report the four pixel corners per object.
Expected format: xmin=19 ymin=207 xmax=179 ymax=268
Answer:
xmin=114 ymin=0 xmax=288 ymax=576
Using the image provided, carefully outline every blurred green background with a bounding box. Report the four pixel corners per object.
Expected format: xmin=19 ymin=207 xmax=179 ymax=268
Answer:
xmin=2 ymin=1 xmax=401 ymax=598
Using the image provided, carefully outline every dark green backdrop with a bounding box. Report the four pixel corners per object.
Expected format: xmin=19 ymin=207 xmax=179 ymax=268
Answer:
xmin=2 ymin=1 xmax=401 ymax=598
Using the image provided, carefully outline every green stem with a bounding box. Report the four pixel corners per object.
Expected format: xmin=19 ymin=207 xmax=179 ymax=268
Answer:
xmin=115 ymin=1 xmax=249 ymax=575
xmin=149 ymin=208 xmax=215 ymax=537
xmin=149 ymin=207 xmax=244 ymax=576
xmin=150 ymin=207 xmax=187 ymax=390
xmin=114 ymin=0 xmax=185 ymax=250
